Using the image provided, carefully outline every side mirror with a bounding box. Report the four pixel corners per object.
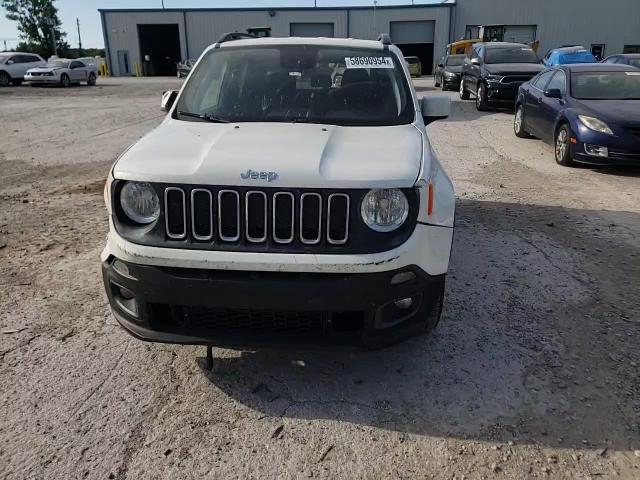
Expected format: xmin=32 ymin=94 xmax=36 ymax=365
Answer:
xmin=470 ymin=58 xmax=480 ymax=65
xmin=544 ymin=88 xmax=562 ymax=99
xmin=421 ymin=95 xmax=451 ymax=126
xmin=161 ymin=90 xmax=178 ymax=112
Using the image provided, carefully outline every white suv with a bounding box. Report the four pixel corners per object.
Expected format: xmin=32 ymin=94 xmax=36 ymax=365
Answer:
xmin=0 ymin=52 xmax=46 ymax=86
xmin=101 ymin=35 xmax=455 ymax=351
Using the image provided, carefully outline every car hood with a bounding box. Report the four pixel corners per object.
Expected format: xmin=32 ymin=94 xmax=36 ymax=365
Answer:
xmin=576 ymin=100 xmax=640 ymax=125
xmin=444 ymin=66 xmax=463 ymax=74
xmin=485 ymin=63 xmax=545 ymax=75
xmin=114 ymin=120 xmax=423 ymax=188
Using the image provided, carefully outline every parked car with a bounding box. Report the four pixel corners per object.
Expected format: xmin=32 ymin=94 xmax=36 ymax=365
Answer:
xmin=24 ymin=58 xmax=98 ymax=87
xmin=434 ymin=54 xmax=465 ymax=90
xmin=101 ymin=35 xmax=455 ymax=352
xmin=0 ymin=52 xmax=46 ymax=86
xmin=404 ymin=56 xmax=422 ymax=77
xmin=543 ymin=47 xmax=597 ymax=67
xmin=460 ymin=42 xmax=544 ymax=111
xmin=602 ymin=54 xmax=640 ymax=68
xmin=177 ymin=58 xmax=195 ymax=78
xmin=514 ymin=64 xmax=640 ymax=166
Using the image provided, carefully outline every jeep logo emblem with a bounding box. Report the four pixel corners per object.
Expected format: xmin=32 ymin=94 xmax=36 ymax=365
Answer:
xmin=240 ymin=169 xmax=279 ymax=182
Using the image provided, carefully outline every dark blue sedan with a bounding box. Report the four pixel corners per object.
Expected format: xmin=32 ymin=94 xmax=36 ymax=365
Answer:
xmin=514 ymin=64 xmax=640 ymax=166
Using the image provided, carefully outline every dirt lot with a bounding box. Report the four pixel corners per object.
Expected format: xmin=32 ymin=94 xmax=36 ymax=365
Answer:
xmin=1 ymin=77 xmax=639 ymax=479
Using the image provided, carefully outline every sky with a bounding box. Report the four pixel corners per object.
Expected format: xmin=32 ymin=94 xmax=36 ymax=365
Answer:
xmin=0 ymin=0 xmax=448 ymax=49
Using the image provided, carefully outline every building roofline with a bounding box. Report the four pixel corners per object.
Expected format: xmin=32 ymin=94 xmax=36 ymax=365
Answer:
xmin=98 ymin=3 xmax=455 ymax=14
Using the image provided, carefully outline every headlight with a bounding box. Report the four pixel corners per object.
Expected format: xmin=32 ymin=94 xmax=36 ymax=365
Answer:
xmin=486 ymin=74 xmax=503 ymax=82
xmin=361 ymin=189 xmax=409 ymax=232
xmin=578 ymin=115 xmax=613 ymax=135
xmin=444 ymin=71 xmax=457 ymax=78
xmin=119 ymin=181 xmax=160 ymax=224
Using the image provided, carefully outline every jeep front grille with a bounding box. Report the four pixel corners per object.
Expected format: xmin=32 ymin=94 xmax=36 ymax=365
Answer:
xmin=164 ymin=187 xmax=350 ymax=246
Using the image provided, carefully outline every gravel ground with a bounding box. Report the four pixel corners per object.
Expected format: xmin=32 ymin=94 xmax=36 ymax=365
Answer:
xmin=1 ymin=77 xmax=639 ymax=479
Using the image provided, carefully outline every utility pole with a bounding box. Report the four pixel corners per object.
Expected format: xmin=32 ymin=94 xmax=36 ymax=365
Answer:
xmin=46 ymin=18 xmax=58 ymax=57
xmin=161 ymin=0 xmax=165 ymax=8
xmin=373 ymin=0 xmax=378 ymax=36
xmin=77 ymin=18 xmax=82 ymax=57
xmin=3 ymin=40 xmax=7 ymax=51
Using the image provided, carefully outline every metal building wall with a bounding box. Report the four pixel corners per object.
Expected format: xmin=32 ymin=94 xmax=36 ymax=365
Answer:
xmin=101 ymin=6 xmax=454 ymax=76
xmin=185 ymin=9 xmax=348 ymax=57
xmin=453 ymin=0 xmax=640 ymax=57
xmin=102 ymin=11 xmax=188 ymax=76
xmin=349 ymin=6 xmax=451 ymax=63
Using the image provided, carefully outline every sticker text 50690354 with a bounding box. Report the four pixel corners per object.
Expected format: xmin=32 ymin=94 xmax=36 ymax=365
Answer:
xmin=345 ymin=57 xmax=394 ymax=69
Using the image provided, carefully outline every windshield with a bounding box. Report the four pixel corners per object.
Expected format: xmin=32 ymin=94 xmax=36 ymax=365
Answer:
xmin=446 ymin=56 xmax=465 ymax=66
xmin=485 ymin=47 xmax=539 ymax=64
xmin=48 ymin=59 xmax=70 ymax=68
xmin=0 ymin=54 xmax=10 ymax=63
xmin=175 ymin=45 xmax=414 ymax=126
xmin=571 ymin=71 xmax=640 ymax=100
xmin=405 ymin=57 xmax=419 ymax=64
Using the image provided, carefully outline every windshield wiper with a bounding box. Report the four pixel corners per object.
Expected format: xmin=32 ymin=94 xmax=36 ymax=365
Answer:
xmin=177 ymin=111 xmax=230 ymax=123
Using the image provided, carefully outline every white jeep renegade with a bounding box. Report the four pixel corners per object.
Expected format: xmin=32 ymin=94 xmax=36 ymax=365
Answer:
xmin=101 ymin=34 xmax=455 ymax=351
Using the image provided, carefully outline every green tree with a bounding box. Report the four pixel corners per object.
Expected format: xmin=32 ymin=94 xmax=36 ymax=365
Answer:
xmin=2 ymin=0 xmax=69 ymax=58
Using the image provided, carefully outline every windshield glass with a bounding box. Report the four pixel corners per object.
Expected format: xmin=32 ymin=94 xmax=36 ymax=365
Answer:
xmin=175 ymin=45 xmax=414 ymax=126
xmin=485 ymin=47 xmax=539 ymax=64
xmin=446 ymin=55 xmax=464 ymax=66
xmin=48 ymin=59 xmax=70 ymax=68
xmin=405 ymin=57 xmax=419 ymax=64
xmin=0 ymin=54 xmax=11 ymax=63
xmin=571 ymin=71 xmax=640 ymax=100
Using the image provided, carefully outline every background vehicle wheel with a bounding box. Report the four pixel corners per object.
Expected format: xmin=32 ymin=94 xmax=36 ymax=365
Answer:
xmin=11 ymin=79 xmax=23 ymax=86
xmin=459 ymin=78 xmax=470 ymax=100
xmin=476 ymin=83 xmax=489 ymax=111
xmin=514 ymin=105 xmax=529 ymax=138
xmin=87 ymin=73 xmax=96 ymax=86
xmin=434 ymin=76 xmax=440 ymax=88
xmin=555 ymin=124 xmax=576 ymax=167
xmin=0 ymin=71 xmax=10 ymax=87
xmin=60 ymin=74 xmax=71 ymax=88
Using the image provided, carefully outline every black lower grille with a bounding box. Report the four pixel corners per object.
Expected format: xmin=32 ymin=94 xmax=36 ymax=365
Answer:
xmin=188 ymin=307 xmax=325 ymax=333
xmin=149 ymin=304 xmax=365 ymax=335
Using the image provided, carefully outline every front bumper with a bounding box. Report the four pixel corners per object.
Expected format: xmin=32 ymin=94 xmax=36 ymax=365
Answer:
xmin=443 ymin=75 xmax=461 ymax=88
xmin=102 ymin=259 xmax=445 ymax=349
xmin=24 ymin=75 xmax=59 ymax=84
xmin=486 ymin=82 xmax=522 ymax=103
xmin=572 ymin=143 xmax=640 ymax=166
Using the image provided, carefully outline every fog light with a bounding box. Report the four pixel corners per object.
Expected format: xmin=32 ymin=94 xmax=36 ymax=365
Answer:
xmin=584 ymin=144 xmax=608 ymax=157
xmin=394 ymin=298 xmax=413 ymax=310
xmin=391 ymin=271 xmax=416 ymax=285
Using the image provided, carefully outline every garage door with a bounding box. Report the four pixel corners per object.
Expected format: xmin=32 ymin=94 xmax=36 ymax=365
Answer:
xmin=290 ymin=23 xmax=335 ymax=38
xmin=503 ymin=25 xmax=537 ymax=44
xmin=389 ymin=21 xmax=435 ymax=44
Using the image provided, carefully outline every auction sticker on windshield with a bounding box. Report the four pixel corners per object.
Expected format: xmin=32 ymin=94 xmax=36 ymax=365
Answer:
xmin=345 ymin=57 xmax=394 ymax=69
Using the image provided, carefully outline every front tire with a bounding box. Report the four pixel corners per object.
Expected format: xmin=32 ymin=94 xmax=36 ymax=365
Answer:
xmin=476 ymin=83 xmax=489 ymax=111
xmin=555 ymin=124 xmax=576 ymax=167
xmin=60 ymin=74 xmax=71 ymax=88
xmin=0 ymin=71 xmax=10 ymax=87
xmin=87 ymin=73 xmax=96 ymax=86
xmin=514 ymin=104 xmax=529 ymax=138
xmin=459 ymin=77 xmax=470 ymax=100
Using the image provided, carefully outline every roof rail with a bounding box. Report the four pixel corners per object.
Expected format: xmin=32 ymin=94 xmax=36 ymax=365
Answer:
xmin=216 ymin=32 xmax=258 ymax=45
xmin=377 ymin=34 xmax=392 ymax=46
